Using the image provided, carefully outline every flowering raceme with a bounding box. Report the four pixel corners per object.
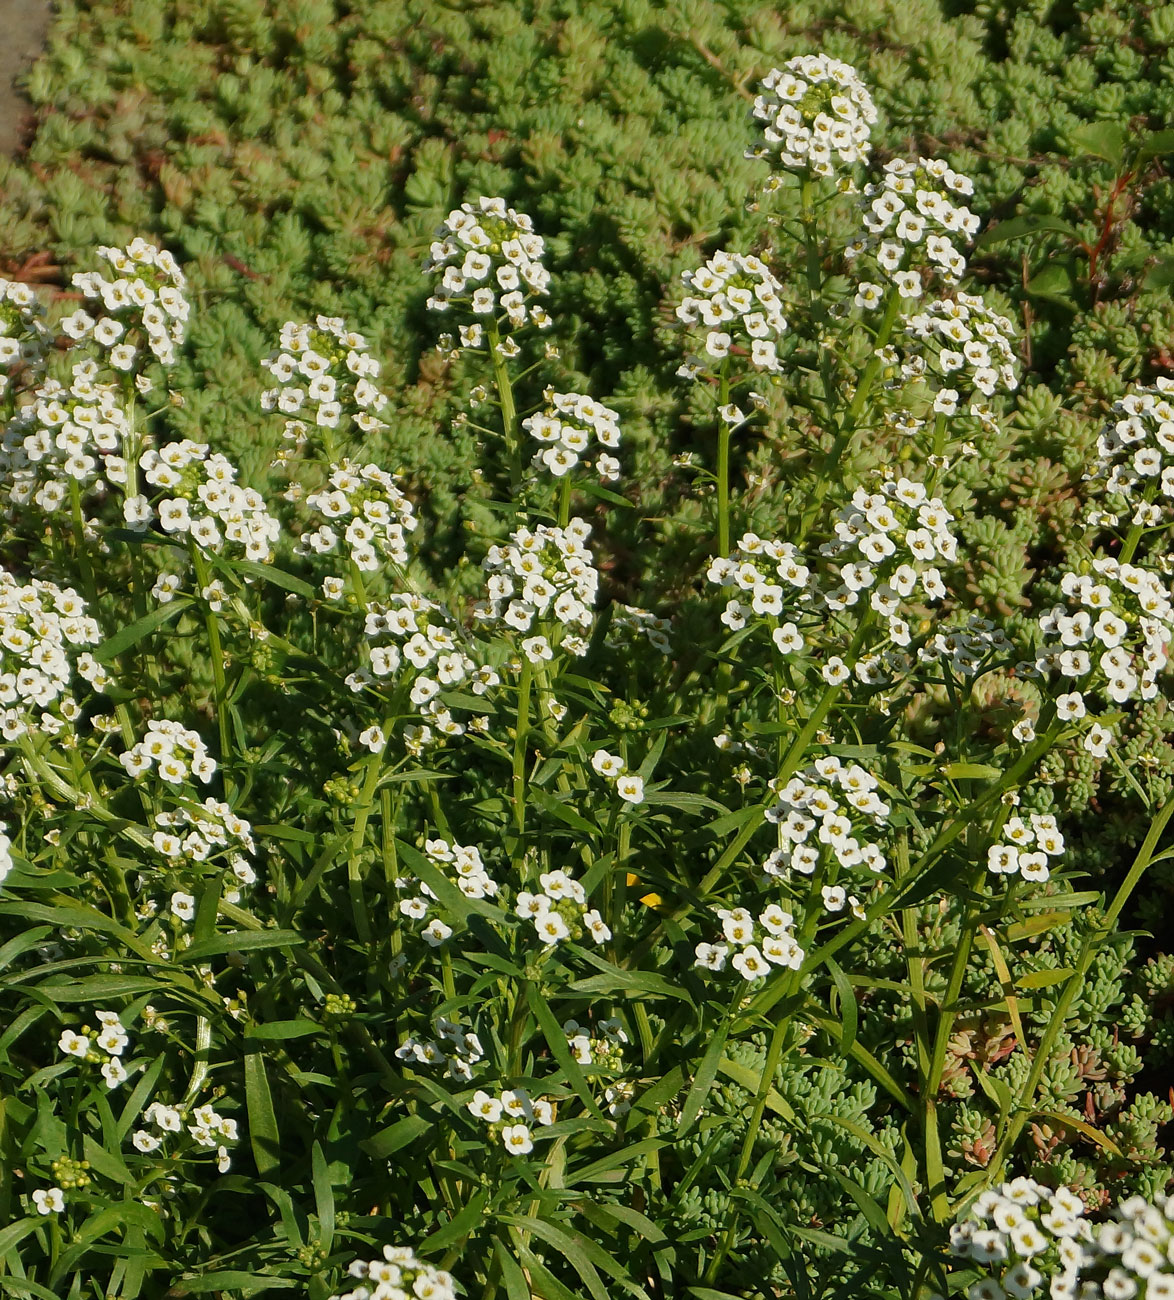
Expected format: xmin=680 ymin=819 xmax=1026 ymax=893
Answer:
xmin=676 ymin=251 xmax=788 ymax=382
xmin=0 ymin=277 xmax=50 ymax=400
xmin=1084 ymin=377 xmax=1174 ymax=534
xmin=522 ymin=390 xmax=622 ymax=482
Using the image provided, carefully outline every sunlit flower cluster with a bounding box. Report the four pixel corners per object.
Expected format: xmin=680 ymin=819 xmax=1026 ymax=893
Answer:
xmin=747 ymin=56 xmax=877 ymax=179
xmin=476 ymin=520 xmax=599 ymax=659
xmin=466 ymin=1085 xmax=555 ymax=1156
xmin=120 ymin=720 xmax=217 ymax=784
xmin=848 ymin=158 xmax=979 ymax=297
xmin=261 ymin=316 xmax=390 ymax=451
xmin=66 ymin=239 xmax=188 ymax=370
xmin=1035 ymin=560 xmax=1174 ymax=716
xmin=902 ymin=293 xmax=1019 ymax=401
xmin=564 ymin=1016 xmax=628 ymax=1070
xmin=150 ymin=798 xmax=257 ymax=900
xmin=591 ymin=748 xmax=646 ymax=804
xmin=0 ymin=569 xmax=106 ymax=740
xmin=1082 ymin=1193 xmax=1174 ymax=1299
xmin=676 ymin=251 xmax=788 ymax=379
xmin=395 ymin=837 xmax=499 ymax=947
xmin=132 ymin=1099 xmax=237 ymax=1173
xmin=706 ymin=531 xmax=813 ymax=645
xmin=396 ymin=1016 xmax=485 ymax=1082
xmin=140 ymin=441 xmax=281 ymax=563
xmin=424 ymin=197 xmax=552 ymax=335
xmin=986 ymin=813 xmax=1065 ymax=883
xmin=0 ymin=360 xmax=133 ymax=524
xmin=58 ymin=1010 xmax=133 ymax=1089
xmin=1085 ymin=378 xmax=1174 ymax=533
xmin=296 ymin=459 xmax=417 ymax=590
xmin=948 ymin=1178 xmax=1092 ymax=1300
xmin=763 ymin=756 xmax=890 ymax=890
xmin=0 ymin=277 xmax=50 ymax=398
xmin=331 ymin=1244 xmax=457 ymax=1300
xmin=694 ymin=902 xmax=804 ymax=980
xmin=522 ymin=390 xmax=622 ymax=482
xmin=819 ymin=475 xmax=958 ymax=645
xmin=514 ymin=868 xmax=610 ymax=947
xmin=356 ymin=592 xmax=493 ymax=743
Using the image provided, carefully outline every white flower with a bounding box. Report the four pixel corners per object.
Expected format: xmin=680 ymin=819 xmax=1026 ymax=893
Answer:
xmin=32 ymin=1187 xmax=65 ymax=1215
xmin=501 ymin=1123 xmax=534 ymax=1155
xmin=592 ymin=749 xmax=624 ymax=778
xmin=616 ymin=774 xmax=644 ymax=804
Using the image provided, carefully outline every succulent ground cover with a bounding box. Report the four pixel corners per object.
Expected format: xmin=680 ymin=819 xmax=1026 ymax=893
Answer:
xmin=1 ymin=3 xmax=1174 ymax=1299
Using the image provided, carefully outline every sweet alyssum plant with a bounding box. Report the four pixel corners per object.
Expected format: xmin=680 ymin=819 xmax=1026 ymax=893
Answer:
xmin=1 ymin=53 xmax=1173 ymax=1300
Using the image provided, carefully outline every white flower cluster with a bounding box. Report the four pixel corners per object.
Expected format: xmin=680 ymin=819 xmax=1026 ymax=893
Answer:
xmin=395 ymin=837 xmax=499 ymax=947
xmin=986 ymin=813 xmax=1065 ymax=883
xmin=424 ymin=197 xmax=552 ymax=334
xmin=58 ymin=1010 xmax=133 ymax=1089
xmin=903 ymin=293 xmax=1019 ymax=401
xmin=676 ymin=251 xmax=788 ymax=377
xmin=395 ymin=1016 xmax=484 ymax=1082
xmin=466 ymin=1085 xmax=555 ymax=1156
xmin=1084 ymin=1193 xmax=1174 ymax=1300
xmin=849 ymin=159 xmax=979 ymax=297
xmin=0 ymin=823 xmax=12 ymax=887
xmin=610 ymin=603 xmax=672 ymax=655
xmin=1085 ymin=379 xmax=1174 ymax=533
xmin=356 ymin=592 xmax=494 ymax=743
xmin=140 ymin=441 xmax=280 ymax=562
xmin=296 ymin=459 xmax=417 ymax=590
xmin=261 ymin=316 xmax=389 ymax=452
xmin=477 ymin=520 xmax=599 ymax=659
xmin=948 ymin=1177 xmax=1093 ymax=1300
xmin=694 ymin=902 xmax=804 ymax=980
xmin=0 ymin=569 xmax=106 ymax=740
xmin=515 ymin=868 xmax=610 ymax=947
xmin=764 ymin=756 xmax=890 ymax=885
xmin=66 ymin=239 xmax=188 ymax=370
xmin=591 ymin=748 xmax=645 ymax=804
xmin=748 ymin=56 xmax=877 ymax=179
xmin=0 ymin=277 xmax=50 ymax=397
xmin=706 ymin=531 xmax=812 ymax=646
xmin=150 ymin=798 xmax=257 ymax=900
xmin=120 ymin=720 xmax=217 ymax=784
xmin=522 ymin=390 xmax=622 ymax=482
xmin=820 ymin=475 xmax=958 ymax=645
xmin=0 ymin=360 xmax=133 ymax=523
xmin=915 ymin=615 xmax=1013 ymax=681
xmin=564 ymin=1016 xmax=628 ymax=1070
xmin=132 ymin=1100 xmax=237 ymax=1172
xmin=330 ymin=1245 xmax=456 ymax=1300
xmin=1036 ymin=560 xmax=1174 ymax=716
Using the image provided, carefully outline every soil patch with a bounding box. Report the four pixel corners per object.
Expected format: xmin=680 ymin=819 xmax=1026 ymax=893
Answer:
xmin=0 ymin=0 xmax=53 ymax=155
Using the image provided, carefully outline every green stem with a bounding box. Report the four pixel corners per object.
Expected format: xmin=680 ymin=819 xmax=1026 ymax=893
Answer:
xmin=487 ymin=320 xmax=522 ymax=501
xmin=189 ymin=547 xmax=235 ymax=797
xmin=511 ymin=660 xmax=533 ymax=874
xmin=557 ymin=473 xmax=571 ymax=529
xmin=716 ymin=369 xmax=732 ymax=558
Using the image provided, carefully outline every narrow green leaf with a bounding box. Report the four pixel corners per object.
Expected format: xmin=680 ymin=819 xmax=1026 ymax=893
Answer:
xmin=677 ymin=1018 xmax=731 ymax=1137
xmin=311 ymin=1142 xmax=334 ymax=1253
xmin=179 ymin=929 xmax=304 ymax=963
xmin=94 ymin=600 xmax=190 ymax=663
xmin=361 ymin=1114 xmax=430 ymax=1159
xmin=244 ymin=1046 xmax=281 ymax=1178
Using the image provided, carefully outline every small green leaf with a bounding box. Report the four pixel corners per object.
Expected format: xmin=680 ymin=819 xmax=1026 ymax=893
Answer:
xmin=94 ymin=600 xmax=190 ymax=663
xmin=1069 ymin=120 xmax=1126 ymax=166
xmin=244 ymin=1046 xmax=281 ymax=1178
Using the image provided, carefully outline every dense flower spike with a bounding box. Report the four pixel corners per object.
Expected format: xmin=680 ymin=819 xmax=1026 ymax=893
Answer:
xmin=706 ymin=532 xmax=814 ymax=646
xmin=132 ymin=1099 xmax=237 ymax=1173
xmin=694 ymin=902 xmax=804 ymax=980
xmin=66 ymin=239 xmax=188 ymax=370
xmin=59 ymin=1009 xmax=134 ymax=1089
xmin=0 ymin=278 xmax=50 ymax=399
xmin=514 ymin=867 xmax=610 ymax=946
xmin=149 ymin=797 xmax=258 ymax=900
xmin=902 ymin=293 xmax=1019 ymax=401
xmin=466 ymin=1084 xmax=556 ymax=1155
xmin=0 ymin=569 xmax=106 ymax=740
xmin=523 ymin=390 xmax=622 ymax=482
xmin=676 ymin=251 xmax=788 ymax=379
xmin=424 ymin=197 xmax=552 ymax=332
xmin=748 ymin=56 xmax=877 ymax=179
xmin=120 ymin=720 xmax=216 ymax=784
xmin=1085 ymin=378 xmax=1174 ymax=534
xmin=986 ymin=812 xmax=1065 ymax=882
xmin=395 ymin=836 xmax=499 ymax=946
xmin=330 ymin=1245 xmax=457 ymax=1300
xmin=396 ymin=1016 xmax=485 ymax=1082
xmin=260 ymin=316 xmax=390 ymax=449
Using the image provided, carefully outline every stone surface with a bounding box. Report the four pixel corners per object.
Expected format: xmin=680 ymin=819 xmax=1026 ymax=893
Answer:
xmin=0 ymin=0 xmax=53 ymax=154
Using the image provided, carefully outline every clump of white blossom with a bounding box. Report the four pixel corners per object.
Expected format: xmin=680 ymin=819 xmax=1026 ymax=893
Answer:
xmin=514 ymin=868 xmax=610 ymax=947
xmin=1084 ymin=378 xmax=1174 ymax=534
xmin=564 ymin=1016 xmax=628 ymax=1070
xmin=396 ymin=1016 xmax=484 ymax=1082
xmin=610 ymin=603 xmax=673 ymax=655
xmin=522 ymin=390 xmax=622 ymax=482
xmin=132 ymin=1099 xmax=237 ymax=1173
xmin=0 ymin=277 xmax=50 ymax=398
xmin=849 ymin=158 xmax=979 ymax=298
xmin=120 ymin=720 xmax=217 ymax=785
xmin=330 ymin=1245 xmax=456 ymax=1300
xmin=948 ymin=1177 xmax=1092 ymax=1300
xmin=0 ymin=823 xmax=12 ymax=887
xmin=902 ymin=293 xmax=1019 ymax=402
xmin=139 ymin=440 xmax=280 ymax=563
xmin=676 ymin=251 xmax=788 ymax=385
xmin=295 ymin=459 xmax=417 ymax=595
xmin=986 ymin=813 xmax=1065 ymax=883
xmin=763 ymin=755 xmax=890 ymax=891
xmin=748 ymin=56 xmax=877 ymax=180
xmin=424 ymin=197 xmax=552 ymax=336
xmin=58 ymin=1009 xmax=134 ymax=1089
xmin=915 ymin=615 xmax=1014 ymax=682
xmin=706 ymin=531 xmax=813 ymax=644
xmin=0 ymin=569 xmax=107 ymax=740
xmin=476 ymin=520 xmax=599 ymax=660
xmin=260 ymin=316 xmax=390 ymax=452
xmin=466 ymin=1085 xmax=556 ymax=1156
xmin=64 ymin=239 xmax=188 ymax=371
xmin=819 ymin=474 xmax=958 ymax=648
xmin=694 ymin=901 xmax=804 ymax=980
xmin=395 ymin=837 xmax=499 ymax=947
xmin=149 ymin=797 xmax=258 ymax=901
xmin=591 ymin=748 xmax=646 ymax=805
